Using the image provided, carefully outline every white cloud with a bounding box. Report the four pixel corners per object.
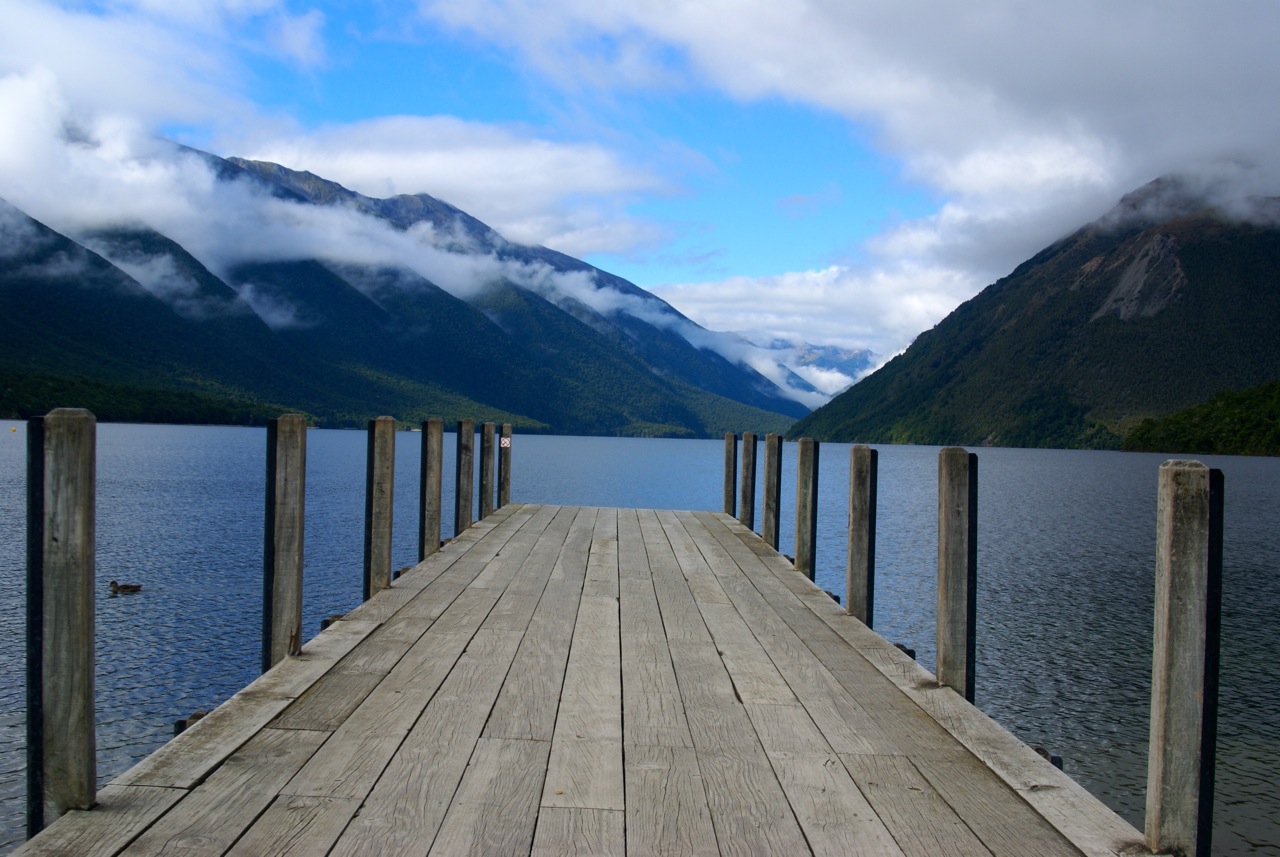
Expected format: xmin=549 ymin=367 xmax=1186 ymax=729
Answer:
xmin=420 ymin=0 xmax=1280 ymax=355
xmin=653 ymin=262 xmax=973 ymax=360
xmin=267 ymin=9 xmax=328 ymax=69
xmin=239 ymin=115 xmax=671 ymax=256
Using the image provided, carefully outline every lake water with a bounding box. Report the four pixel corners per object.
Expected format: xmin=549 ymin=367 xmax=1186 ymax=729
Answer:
xmin=1 ymin=422 xmax=1277 ymax=854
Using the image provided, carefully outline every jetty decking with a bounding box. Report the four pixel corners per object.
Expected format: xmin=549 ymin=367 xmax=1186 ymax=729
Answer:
xmin=16 ymin=504 xmax=1152 ymax=857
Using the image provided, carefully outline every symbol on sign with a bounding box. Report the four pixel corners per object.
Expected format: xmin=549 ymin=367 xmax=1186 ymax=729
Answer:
xmin=500 ymin=437 xmax=512 ymax=448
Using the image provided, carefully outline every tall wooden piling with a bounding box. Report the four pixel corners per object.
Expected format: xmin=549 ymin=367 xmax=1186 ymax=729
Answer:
xmin=1146 ymin=461 xmax=1223 ymax=857
xmin=263 ymin=414 xmax=306 ymax=672
xmin=419 ymin=418 xmax=443 ymax=560
xmin=762 ymin=433 xmax=783 ymax=549
xmin=847 ymin=445 xmax=878 ymax=626
xmin=498 ymin=423 xmax=512 ymax=508
xmin=794 ymin=438 xmax=819 ymax=580
xmin=723 ymin=432 xmax=737 ymax=517
xmin=26 ymin=408 xmax=96 ymax=837
xmin=363 ymin=417 xmax=396 ymax=601
xmin=739 ymin=432 xmax=757 ymax=530
xmin=479 ymin=422 xmax=496 ymax=520
xmin=937 ymin=447 xmax=978 ymax=703
xmin=455 ymin=419 xmax=475 ymax=536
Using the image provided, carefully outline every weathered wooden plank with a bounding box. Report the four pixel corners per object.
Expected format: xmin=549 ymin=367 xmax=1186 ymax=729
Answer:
xmin=697 ymin=602 xmax=795 ymax=705
xmin=667 ymin=640 xmax=754 ymax=754
xmin=430 ymin=737 xmax=550 ymax=855
xmin=619 ymin=577 xmax=667 ymax=641
xmin=552 ymin=506 xmax=597 ymax=581
xmin=584 ymin=508 xmax=620 ymax=598
xmin=224 ymin=795 xmax=362 ymax=857
xmin=697 ymin=747 xmax=811 ymax=856
xmin=623 ymin=744 xmax=718 ymax=856
xmin=691 ymin=511 xmax=899 ymax=755
xmin=841 ymin=754 xmax=995 ymax=857
xmin=543 ymin=591 xmax=623 ymax=809
xmin=661 ymin=517 xmax=738 ymax=624
xmin=11 ymin=785 xmax=184 ymax=857
xmin=532 ymin=807 xmax=625 ymax=857
xmin=768 ymin=750 xmax=906 ymax=856
xmin=120 ymin=728 xmax=330 ymax=856
xmin=469 ymin=503 xmax=563 ymax=591
xmin=484 ymin=573 xmax=583 ymax=731
xmin=278 ymin=615 xmax=473 ymax=797
xmin=327 ymin=629 xmax=525 ymax=857
xmin=541 ymin=739 xmax=624 ymax=811
xmin=621 ymin=636 xmax=681 ymax=697
xmin=617 ymin=508 xmax=650 ymax=580
xmin=483 ymin=578 xmax=584 ymax=740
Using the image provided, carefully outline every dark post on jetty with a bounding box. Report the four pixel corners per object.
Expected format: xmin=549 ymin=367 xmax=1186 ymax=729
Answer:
xmin=363 ymin=416 xmax=396 ymax=601
xmin=479 ymin=422 xmax=496 ymax=520
xmin=937 ymin=447 xmax=977 ymax=703
xmin=419 ymin=418 xmax=444 ymax=560
xmin=263 ymin=414 xmax=306 ymax=671
xmin=762 ymin=433 xmax=782 ymax=550
xmin=794 ymin=438 xmax=819 ymax=580
xmin=722 ymin=432 xmax=737 ymax=517
xmin=455 ymin=419 xmax=475 ymax=536
xmin=846 ymin=445 xmax=877 ymax=627
xmin=1146 ymin=461 xmax=1223 ymax=857
xmin=498 ymin=423 xmax=512 ymax=509
xmin=738 ymin=432 xmax=757 ymax=530
xmin=25 ymin=408 xmax=96 ymax=838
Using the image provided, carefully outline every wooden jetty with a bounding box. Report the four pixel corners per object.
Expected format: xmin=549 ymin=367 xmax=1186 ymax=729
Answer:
xmin=20 ymin=501 xmax=1159 ymax=856
xmin=22 ymin=413 xmax=1223 ymax=856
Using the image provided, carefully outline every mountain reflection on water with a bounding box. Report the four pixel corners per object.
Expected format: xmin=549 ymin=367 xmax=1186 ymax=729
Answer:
xmin=1 ymin=424 xmax=1277 ymax=855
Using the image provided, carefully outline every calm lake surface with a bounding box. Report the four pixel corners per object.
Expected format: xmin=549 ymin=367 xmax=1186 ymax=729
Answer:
xmin=1 ymin=422 xmax=1277 ymax=854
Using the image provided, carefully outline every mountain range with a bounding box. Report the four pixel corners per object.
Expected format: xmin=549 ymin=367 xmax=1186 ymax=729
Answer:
xmin=1 ymin=147 xmax=822 ymax=437
xmin=790 ymin=175 xmax=1280 ymax=448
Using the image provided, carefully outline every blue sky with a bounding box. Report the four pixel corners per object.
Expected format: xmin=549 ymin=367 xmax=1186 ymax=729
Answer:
xmin=4 ymin=0 xmax=1280 ymax=365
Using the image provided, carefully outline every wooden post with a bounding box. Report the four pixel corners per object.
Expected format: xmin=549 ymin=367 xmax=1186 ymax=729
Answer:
xmin=739 ymin=432 xmax=757 ymax=530
xmin=497 ymin=423 xmax=512 ymax=508
xmin=794 ymin=438 xmax=819 ymax=580
xmin=455 ymin=419 xmax=475 ymax=536
xmin=847 ymin=445 xmax=878 ymax=626
xmin=937 ymin=447 xmax=977 ymax=703
xmin=723 ymin=432 xmax=737 ymax=516
xmin=1146 ymin=460 xmax=1223 ymax=857
xmin=479 ymin=422 xmax=496 ymax=520
xmin=419 ymin=418 xmax=443 ymax=560
xmin=263 ymin=414 xmax=306 ymax=672
xmin=762 ymin=433 xmax=783 ymax=549
xmin=363 ymin=416 xmax=396 ymax=601
xmin=26 ymin=408 xmax=96 ymax=836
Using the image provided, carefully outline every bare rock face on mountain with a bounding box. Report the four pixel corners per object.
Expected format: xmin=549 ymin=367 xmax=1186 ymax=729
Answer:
xmin=789 ymin=175 xmax=1280 ymax=448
